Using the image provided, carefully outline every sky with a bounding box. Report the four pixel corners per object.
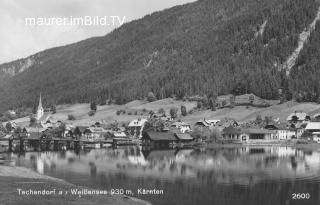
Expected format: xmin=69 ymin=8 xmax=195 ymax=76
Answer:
xmin=0 ymin=0 xmax=195 ymax=64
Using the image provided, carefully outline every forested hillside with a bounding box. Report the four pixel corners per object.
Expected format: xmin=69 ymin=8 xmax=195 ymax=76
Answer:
xmin=0 ymin=0 xmax=319 ymax=112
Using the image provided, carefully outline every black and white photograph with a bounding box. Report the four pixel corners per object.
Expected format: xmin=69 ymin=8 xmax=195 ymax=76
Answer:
xmin=1 ymin=0 xmax=320 ymax=204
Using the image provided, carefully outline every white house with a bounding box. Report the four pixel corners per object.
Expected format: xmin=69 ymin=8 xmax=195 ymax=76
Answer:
xmin=171 ymin=122 xmax=192 ymax=133
xmin=128 ymin=118 xmax=147 ymax=138
xmin=286 ymin=111 xmax=311 ymax=124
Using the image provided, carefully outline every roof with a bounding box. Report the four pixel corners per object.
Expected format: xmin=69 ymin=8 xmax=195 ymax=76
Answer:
xmin=143 ymin=131 xmax=177 ymax=141
xmin=128 ymin=119 xmax=147 ymax=127
xmin=24 ymin=127 xmax=47 ymax=133
xmin=305 ymin=122 xmax=320 ymax=130
xmin=114 ymin=132 xmax=127 ymax=137
xmin=222 ymin=126 xmax=242 ymax=135
xmin=195 ymin=120 xmax=211 ymax=127
xmin=264 ymin=123 xmax=288 ymax=130
xmin=171 ymin=122 xmax=190 ymax=127
xmin=242 ymin=128 xmax=276 ymax=134
xmin=206 ymin=120 xmax=220 ymax=124
xmin=84 ymin=127 xmax=108 ymax=133
xmin=75 ymin=126 xmax=89 ymax=133
xmin=174 ymin=133 xmax=193 ymax=140
xmin=28 ymin=131 xmax=43 ymax=139
xmin=287 ymin=112 xmax=310 ymax=121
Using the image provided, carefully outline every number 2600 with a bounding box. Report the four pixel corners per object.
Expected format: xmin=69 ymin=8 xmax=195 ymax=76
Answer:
xmin=292 ymin=193 xmax=310 ymax=200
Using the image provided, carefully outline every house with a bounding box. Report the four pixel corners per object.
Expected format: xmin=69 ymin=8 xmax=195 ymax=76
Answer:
xmin=113 ymin=131 xmax=127 ymax=138
xmin=223 ymin=127 xmax=276 ymax=142
xmin=74 ymin=126 xmax=89 ymax=138
xmin=287 ymin=111 xmax=311 ymax=124
xmin=311 ymin=132 xmax=320 ymax=143
xmin=195 ymin=120 xmax=213 ymax=127
xmin=222 ymin=126 xmax=242 ymax=140
xmin=305 ymin=122 xmax=320 ymax=133
xmin=128 ymin=118 xmax=147 ymax=138
xmin=264 ymin=123 xmax=294 ymax=140
xmin=174 ymin=132 xmax=194 ymax=143
xmin=83 ymin=127 xmax=108 ymax=142
xmin=240 ymin=129 xmax=277 ymax=142
xmin=142 ymin=131 xmax=177 ymax=148
xmin=171 ymin=122 xmax=192 ymax=133
xmin=313 ymin=113 xmax=320 ymax=121
xmin=23 ymin=127 xmax=47 ymax=139
xmin=206 ymin=120 xmax=221 ymax=126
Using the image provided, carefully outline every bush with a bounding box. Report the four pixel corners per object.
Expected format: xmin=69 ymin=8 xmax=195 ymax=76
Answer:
xmin=88 ymin=110 xmax=96 ymax=117
xmin=181 ymin=105 xmax=187 ymax=116
xmin=147 ymin=92 xmax=157 ymax=102
xmin=68 ymin=114 xmax=76 ymax=120
xmin=90 ymin=102 xmax=97 ymax=111
xmin=170 ymin=107 xmax=178 ymax=119
xmin=158 ymin=108 xmax=165 ymax=115
xmin=197 ymin=101 xmax=203 ymax=109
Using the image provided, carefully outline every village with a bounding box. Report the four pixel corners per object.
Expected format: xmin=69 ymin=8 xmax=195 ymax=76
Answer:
xmin=1 ymin=93 xmax=320 ymax=153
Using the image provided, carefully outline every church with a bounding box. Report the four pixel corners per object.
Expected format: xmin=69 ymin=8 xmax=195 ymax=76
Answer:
xmin=36 ymin=93 xmax=44 ymax=121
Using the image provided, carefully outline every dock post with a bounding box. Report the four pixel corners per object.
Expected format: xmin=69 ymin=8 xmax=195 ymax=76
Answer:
xmin=8 ymin=138 xmax=13 ymax=152
xmin=20 ymin=138 xmax=25 ymax=152
xmin=53 ymin=140 xmax=59 ymax=151
xmin=67 ymin=141 xmax=71 ymax=150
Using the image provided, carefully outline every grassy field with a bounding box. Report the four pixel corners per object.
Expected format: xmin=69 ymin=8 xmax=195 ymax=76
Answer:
xmin=8 ymin=97 xmax=320 ymax=127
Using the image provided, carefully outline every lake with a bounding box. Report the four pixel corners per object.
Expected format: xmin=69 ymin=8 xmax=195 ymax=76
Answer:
xmin=3 ymin=146 xmax=320 ymax=205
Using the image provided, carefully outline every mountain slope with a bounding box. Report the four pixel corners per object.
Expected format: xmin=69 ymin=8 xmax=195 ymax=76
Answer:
xmin=0 ymin=0 xmax=320 ymax=112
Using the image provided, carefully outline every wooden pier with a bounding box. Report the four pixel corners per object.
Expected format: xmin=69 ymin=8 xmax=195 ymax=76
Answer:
xmin=0 ymin=137 xmax=115 ymax=152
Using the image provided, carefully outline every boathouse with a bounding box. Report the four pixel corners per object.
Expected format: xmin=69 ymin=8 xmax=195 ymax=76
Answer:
xmin=142 ymin=131 xmax=177 ymax=148
xmin=174 ymin=132 xmax=194 ymax=143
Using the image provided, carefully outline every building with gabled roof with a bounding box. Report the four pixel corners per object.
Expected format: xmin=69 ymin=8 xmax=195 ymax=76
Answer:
xmin=128 ymin=118 xmax=148 ymax=138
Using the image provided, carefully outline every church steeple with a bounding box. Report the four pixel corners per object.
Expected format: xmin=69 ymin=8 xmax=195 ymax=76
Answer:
xmin=36 ymin=93 xmax=44 ymax=120
xmin=38 ymin=93 xmax=43 ymax=110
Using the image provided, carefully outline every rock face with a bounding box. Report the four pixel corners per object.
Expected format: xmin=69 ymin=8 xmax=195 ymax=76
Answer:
xmin=0 ymin=56 xmax=38 ymax=76
xmin=282 ymin=6 xmax=320 ymax=75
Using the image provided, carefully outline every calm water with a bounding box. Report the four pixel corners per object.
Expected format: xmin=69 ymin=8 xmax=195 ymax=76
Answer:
xmin=3 ymin=146 xmax=320 ymax=205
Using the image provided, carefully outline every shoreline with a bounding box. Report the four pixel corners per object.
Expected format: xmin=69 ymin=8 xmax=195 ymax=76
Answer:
xmin=0 ymin=165 xmax=150 ymax=205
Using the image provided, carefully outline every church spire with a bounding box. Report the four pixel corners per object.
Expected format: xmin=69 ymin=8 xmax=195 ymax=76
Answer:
xmin=36 ymin=93 xmax=44 ymax=120
xmin=38 ymin=93 xmax=43 ymax=110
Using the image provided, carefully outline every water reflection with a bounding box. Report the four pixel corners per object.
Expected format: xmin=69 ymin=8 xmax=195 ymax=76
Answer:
xmin=3 ymin=146 xmax=320 ymax=205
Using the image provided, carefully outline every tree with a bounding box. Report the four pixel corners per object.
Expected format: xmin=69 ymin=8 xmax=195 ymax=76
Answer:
xmin=264 ymin=116 xmax=273 ymax=124
xmin=209 ymin=98 xmax=216 ymax=111
xmin=197 ymin=101 xmax=203 ymax=109
xmin=229 ymin=95 xmax=235 ymax=108
xmin=51 ymin=105 xmax=57 ymax=114
xmin=68 ymin=114 xmax=76 ymax=120
xmin=147 ymin=92 xmax=157 ymax=102
xmin=202 ymin=95 xmax=209 ymax=108
xmin=255 ymin=115 xmax=263 ymax=125
xmin=14 ymin=126 xmax=22 ymax=134
xmin=90 ymin=102 xmax=97 ymax=111
xmin=181 ymin=105 xmax=187 ymax=116
xmin=158 ymin=108 xmax=166 ymax=116
xmin=170 ymin=107 xmax=178 ymax=119
xmin=0 ymin=124 xmax=7 ymax=134
xmin=291 ymin=115 xmax=299 ymax=123
xmin=5 ymin=122 xmax=12 ymax=132
xmin=249 ymin=94 xmax=254 ymax=105
xmin=88 ymin=110 xmax=95 ymax=116
xmin=29 ymin=116 xmax=37 ymax=127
